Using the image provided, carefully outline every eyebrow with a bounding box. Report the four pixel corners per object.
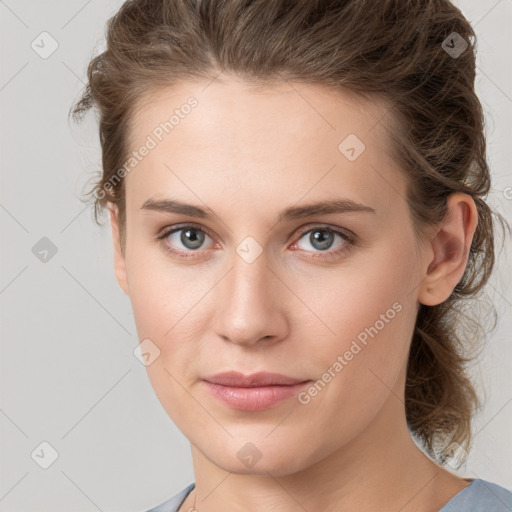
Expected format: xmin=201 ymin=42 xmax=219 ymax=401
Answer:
xmin=140 ymin=197 xmax=376 ymax=222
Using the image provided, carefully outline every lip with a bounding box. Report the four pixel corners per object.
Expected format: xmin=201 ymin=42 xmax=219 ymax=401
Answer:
xmin=202 ymin=371 xmax=308 ymax=387
xmin=201 ymin=371 xmax=311 ymax=411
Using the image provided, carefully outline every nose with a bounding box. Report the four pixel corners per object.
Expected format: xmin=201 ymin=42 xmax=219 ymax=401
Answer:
xmin=212 ymin=246 xmax=289 ymax=347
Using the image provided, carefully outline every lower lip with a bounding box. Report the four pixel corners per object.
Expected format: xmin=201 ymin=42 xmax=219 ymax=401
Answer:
xmin=202 ymin=381 xmax=311 ymax=411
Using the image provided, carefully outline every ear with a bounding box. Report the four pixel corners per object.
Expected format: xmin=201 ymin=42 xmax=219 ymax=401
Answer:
xmin=417 ymin=192 xmax=478 ymax=306
xmin=108 ymin=203 xmax=129 ymax=295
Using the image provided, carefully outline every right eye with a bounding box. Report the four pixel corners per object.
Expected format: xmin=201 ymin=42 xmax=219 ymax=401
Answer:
xmin=157 ymin=224 xmax=216 ymax=258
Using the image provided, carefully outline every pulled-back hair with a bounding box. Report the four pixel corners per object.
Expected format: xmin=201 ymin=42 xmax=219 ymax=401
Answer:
xmin=71 ymin=0 xmax=509 ymax=464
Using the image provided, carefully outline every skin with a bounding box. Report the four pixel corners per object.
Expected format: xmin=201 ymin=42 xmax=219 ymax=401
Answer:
xmin=109 ymin=75 xmax=478 ymax=511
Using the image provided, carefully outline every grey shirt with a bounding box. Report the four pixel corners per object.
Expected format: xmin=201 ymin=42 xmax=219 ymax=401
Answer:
xmin=145 ymin=479 xmax=512 ymax=512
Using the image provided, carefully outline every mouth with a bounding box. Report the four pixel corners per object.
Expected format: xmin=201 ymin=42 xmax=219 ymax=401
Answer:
xmin=201 ymin=371 xmax=312 ymax=411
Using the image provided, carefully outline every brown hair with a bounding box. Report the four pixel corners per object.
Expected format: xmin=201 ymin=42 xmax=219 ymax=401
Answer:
xmin=71 ymin=0 xmax=509 ymax=464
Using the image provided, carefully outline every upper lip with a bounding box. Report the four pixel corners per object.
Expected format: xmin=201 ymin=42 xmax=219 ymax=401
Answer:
xmin=202 ymin=371 xmax=309 ymax=387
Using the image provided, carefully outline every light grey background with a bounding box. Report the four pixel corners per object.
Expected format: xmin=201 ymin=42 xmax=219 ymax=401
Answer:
xmin=1 ymin=1 xmax=511 ymax=510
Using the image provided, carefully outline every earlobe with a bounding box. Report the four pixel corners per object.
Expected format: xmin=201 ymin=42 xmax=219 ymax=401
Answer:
xmin=108 ymin=204 xmax=129 ymax=295
xmin=417 ymin=193 xmax=478 ymax=306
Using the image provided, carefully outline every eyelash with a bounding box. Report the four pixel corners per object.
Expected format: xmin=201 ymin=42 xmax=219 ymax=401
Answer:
xmin=156 ymin=223 xmax=355 ymax=261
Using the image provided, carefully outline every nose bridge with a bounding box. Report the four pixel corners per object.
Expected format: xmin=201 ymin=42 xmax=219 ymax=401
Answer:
xmin=213 ymin=238 xmax=287 ymax=345
xmin=226 ymin=241 xmax=274 ymax=314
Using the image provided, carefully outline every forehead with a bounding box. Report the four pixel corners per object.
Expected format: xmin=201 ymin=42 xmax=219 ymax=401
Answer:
xmin=124 ymin=76 xmax=405 ymax=214
xmin=129 ymin=76 xmax=391 ymax=149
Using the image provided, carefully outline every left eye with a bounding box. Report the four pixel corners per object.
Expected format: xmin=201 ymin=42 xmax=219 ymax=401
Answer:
xmin=294 ymin=227 xmax=350 ymax=253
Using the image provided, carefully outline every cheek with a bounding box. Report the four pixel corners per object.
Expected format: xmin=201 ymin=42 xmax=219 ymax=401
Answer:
xmin=125 ymin=242 xmax=195 ymax=339
xmin=126 ymin=259 xmax=208 ymax=429
xmin=124 ymin=249 xmax=214 ymax=394
xmin=294 ymin=233 xmax=419 ymax=407
xmin=127 ymin=264 xmax=205 ymax=370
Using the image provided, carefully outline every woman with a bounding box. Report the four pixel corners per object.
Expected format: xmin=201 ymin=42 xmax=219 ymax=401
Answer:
xmin=72 ymin=0 xmax=512 ymax=510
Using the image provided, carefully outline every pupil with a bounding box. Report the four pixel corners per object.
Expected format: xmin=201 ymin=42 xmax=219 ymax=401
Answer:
xmin=182 ymin=229 xmax=204 ymax=249
xmin=311 ymin=230 xmax=333 ymax=250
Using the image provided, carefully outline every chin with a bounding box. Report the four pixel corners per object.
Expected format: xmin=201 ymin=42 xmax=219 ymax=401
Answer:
xmin=200 ymin=436 xmax=314 ymax=477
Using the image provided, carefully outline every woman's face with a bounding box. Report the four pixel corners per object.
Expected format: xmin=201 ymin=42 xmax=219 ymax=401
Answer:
xmin=113 ymin=76 xmax=429 ymax=475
